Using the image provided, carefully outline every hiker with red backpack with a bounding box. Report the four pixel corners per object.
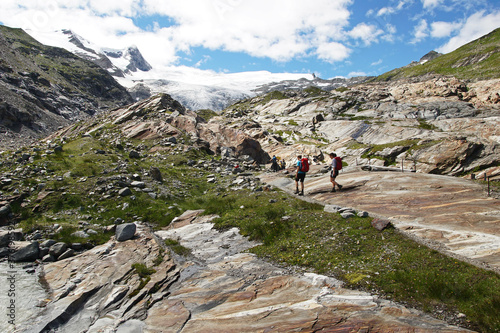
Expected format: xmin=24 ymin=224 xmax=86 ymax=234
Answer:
xmin=329 ymin=153 xmax=343 ymax=192
xmin=294 ymin=155 xmax=309 ymax=196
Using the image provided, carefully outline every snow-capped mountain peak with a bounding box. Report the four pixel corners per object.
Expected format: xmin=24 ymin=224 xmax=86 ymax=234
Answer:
xmin=25 ymin=29 xmax=317 ymax=111
xmin=27 ymin=29 xmax=151 ymax=78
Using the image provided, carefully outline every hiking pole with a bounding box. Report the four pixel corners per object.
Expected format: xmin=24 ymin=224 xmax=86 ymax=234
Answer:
xmin=488 ymin=175 xmax=491 ymax=197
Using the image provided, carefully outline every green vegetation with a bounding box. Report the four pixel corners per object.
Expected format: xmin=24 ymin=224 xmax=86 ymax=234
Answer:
xmin=130 ymin=263 xmax=156 ymax=297
xmin=196 ymin=109 xmax=218 ymax=122
xmin=374 ymin=27 xmax=500 ymax=81
xmin=164 ymin=238 xmax=191 ymax=256
xmin=2 ymin=135 xmax=219 ymax=247
xmin=418 ymin=119 xmax=437 ymax=130
xmin=303 ymin=86 xmax=326 ymax=96
xmin=335 ymin=86 xmax=350 ymax=92
xmin=347 ymin=139 xmax=442 ymax=166
xmin=260 ymin=90 xmax=288 ymax=104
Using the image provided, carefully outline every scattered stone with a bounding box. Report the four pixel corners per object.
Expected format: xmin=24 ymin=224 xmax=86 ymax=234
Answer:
xmin=119 ymin=187 xmax=132 ymax=197
xmin=115 ymin=223 xmax=137 ymax=242
xmin=72 ymin=230 xmax=89 ymax=238
xmin=324 ymin=205 xmax=342 ymax=213
xmin=41 ymin=239 xmax=56 ymax=248
xmin=105 ymin=225 xmax=116 ymax=232
xmin=49 ymin=242 xmax=68 ymax=258
xmin=42 ymin=254 xmax=56 ymax=262
xmin=58 ymin=248 xmax=75 ymax=260
xmin=71 ymin=243 xmax=84 ymax=251
xmin=129 ymin=151 xmax=141 ymax=159
xmin=0 ymin=247 xmax=9 ymax=257
xmin=371 ymin=218 xmax=392 ymax=231
xmin=39 ymin=247 xmax=49 ymax=258
xmin=0 ymin=203 xmax=12 ymax=217
xmin=357 ymin=211 xmax=369 ymax=218
xmin=340 ymin=212 xmax=355 ymax=219
xmin=0 ymin=229 xmax=23 ymax=247
xmin=150 ymin=167 xmax=163 ymax=182
xmin=131 ymin=181 xmax=146 ymax=188
xmin=31 ymin=232 xmax=43 ymax=240
xmin=11 ymin=242 xmax=40 ymax=262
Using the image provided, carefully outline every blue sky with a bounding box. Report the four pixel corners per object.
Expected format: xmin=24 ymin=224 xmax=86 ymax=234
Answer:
xmin=1 ymin=0 xmax=499 ymax=79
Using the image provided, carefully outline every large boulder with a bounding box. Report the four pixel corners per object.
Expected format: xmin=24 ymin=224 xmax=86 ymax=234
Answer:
xmin=0 ymin=229 xmax=23 ymax=247
xmin=10 ymin=241 xmax=40 ymax=262
xmin=115 ymin=223 xmax=136 ymax=242
xmin=0 ymin=203 xmax=12 ymax=226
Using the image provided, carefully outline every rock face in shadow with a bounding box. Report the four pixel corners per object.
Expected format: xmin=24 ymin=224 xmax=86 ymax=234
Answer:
xmin=20 ymin=213 xmax=472 ymax=332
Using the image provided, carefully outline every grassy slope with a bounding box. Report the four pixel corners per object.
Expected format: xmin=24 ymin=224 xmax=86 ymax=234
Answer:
xmin=374 ymin=27 xmax=500 ymax=81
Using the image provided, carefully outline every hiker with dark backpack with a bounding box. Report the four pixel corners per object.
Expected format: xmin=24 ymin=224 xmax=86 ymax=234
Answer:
xmin=294 ymin=155 xmax=309 ymax=196
xmin=329 ymin=153 xmax=343 ymax=192
xmin=271 ymin=155 xmax=279 ymax=172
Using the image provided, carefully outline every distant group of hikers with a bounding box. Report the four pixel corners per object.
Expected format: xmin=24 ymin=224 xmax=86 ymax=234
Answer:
xmin=271 ymin=153 xmax=343 ymax=196
xmin=270 ymin=155 xmax=286 ymax=172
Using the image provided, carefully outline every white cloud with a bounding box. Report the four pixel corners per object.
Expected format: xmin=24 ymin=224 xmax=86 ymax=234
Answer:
xmin=348 ymin=23 xmax=384 ymax=45
xmin=371 ymin=59 xmax=383 ymax=66
xmin=430 ymin=21 xmax=461 ymax=38
xmin=381 ymin=24 xmax=397 ymax=42
xmin=437 ymin=10 xmax=500 ymax=53
xmin=422 ymin=0 xmax=445 ymax=9
xmin=411 ymin=19 xmax=429 ymax=44
xmin=0 ymin=0 xmax=356 ymax=67
xmin=316 ymin=42 xmax=351 ymax=63
xmin=348 ymin=71 xmax=367 ymax=77
xmin=139 ymin=0 xmax=353 ymax=62
xmin=377 ymin=0 xmax=411 ymax=16
xmin=377 ymin=7 xmax=395 ymax=16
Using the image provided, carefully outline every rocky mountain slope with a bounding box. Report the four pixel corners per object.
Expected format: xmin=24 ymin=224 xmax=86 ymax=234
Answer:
xmin=221 ymin=74 xmax=500 ymax=179
xmin=0 ymin=26 xmax=133 ymax=150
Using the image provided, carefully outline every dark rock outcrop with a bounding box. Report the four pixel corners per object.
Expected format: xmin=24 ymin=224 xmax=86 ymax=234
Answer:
xmin=115 ymin=223 xmax=136 ymax=241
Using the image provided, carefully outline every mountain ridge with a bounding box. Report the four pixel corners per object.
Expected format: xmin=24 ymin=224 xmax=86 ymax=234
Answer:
xmin=0 ymin=25 xmax=133 ymax=149
xmin=373 ymin=27 xmax=500 ymax=82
